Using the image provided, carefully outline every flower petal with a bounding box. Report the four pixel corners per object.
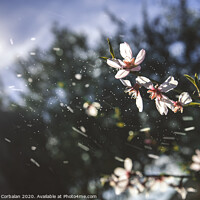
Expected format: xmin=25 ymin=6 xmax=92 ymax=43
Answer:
xmin=134 ymin=49 xmax=146 ymax=65
xmin=120 ymin=79 xmax=132 ymax=87
xmin=107 ymin=59 xmax=122 ymax=69
xmin=130 ymin=65 xmax=141 ymax=71
xmin=120 ymin=42 xmax=132 ymax=60
xmin=192 ymin=155 xmax=200 ymax=163
xmin=158 ymin=76 xmax=178 ymax=93
xmin=136 ymin=93 xmax=143 ymax=112
xmin=115 ymin=70 xmax=130 ymax=79
xmin=136 ymin=76 xmax=153 ymax=89
xmin=179 ymin=92 xmax=192 ymax=105
xmin=124 ymin=158 xmax=132 ymax=172
xmin=190 ymin=163 xmax=200 ymax=171
xmin=161 ymin=95 xmax=175 ymax=111
xmin=114 ymin=167 xmax=126 ymax=176
xmin=155 ymin=98 xmax=168 ymax=115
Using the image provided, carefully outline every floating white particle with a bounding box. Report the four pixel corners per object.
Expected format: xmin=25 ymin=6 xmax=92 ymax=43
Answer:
xmin=67 ymin=106 xmax=74 ymax=113
xmin=75 ymin=74 xmax=82 ymax=80
xmin=63 ymin=160 xmax=69 ymax=164
xmin=5 ymin=138 xmax=11 ymax=143
xmin=78 ymin=143 xmax=89 ymax=151
xmin=53 ymin=47 xmax=60 ymax=51
xmin=30 ymin=52 xmax=36 ymax=56
xmin=148 ymin=154 xmax=159 ymax=159
xmin=114 ymin=156 xmax=124 ymax=162
xmin=28 ymin=78 xmax=33 ymax=83
xmin=173 ymin=131 xmax=186 ymax=136
xmin=30 ymin=158 xmax=40 ymax=167
xmin=17 ymin=74 xmax=22 ymax=78
xmin=182 ymin=116 xmax=193 ymax=121
xmin=85 ymin=84 xmax=89 ymax=88
xmin=72 ymin=82 xmax=76 ymax=86
xmin=163 ymin=137 xmax=175 ymax=140
xmin=8 ymin=86 xmax=15 ymax=89
xmin=184 ymin=127 xmax=195 ymax=131
xmin=144 ymin=145 xmax=152 ymax=150
xmin=140 ymin=127 xmax=150 ymax=132
xmin=31 ymin=146 xmax=37 ymax=151
xmin=10 ymin=38 xmax=14 ymax=45
xmin=30 ymin=37 xmax=36 ymax=41
xmin=72 ymin=127 xmax=88 ymax=137
xmin=80 ymin=126 xmax=86 ymax=133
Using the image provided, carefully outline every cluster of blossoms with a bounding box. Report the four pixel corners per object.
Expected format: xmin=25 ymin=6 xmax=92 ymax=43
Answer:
xmin=101 ymin=158 xmax=196 ymax=199
xmin=190 ymin=149 xmax=200 ymax=172
xmin=106 ymin=42 xmax=193 ymax=115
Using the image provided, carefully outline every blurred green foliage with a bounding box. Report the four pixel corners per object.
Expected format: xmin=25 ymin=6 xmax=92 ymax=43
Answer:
xmin=0 ymin=0 xmax=200 ymax=199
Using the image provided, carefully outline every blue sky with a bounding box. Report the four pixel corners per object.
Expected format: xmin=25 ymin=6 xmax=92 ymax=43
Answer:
xmin=0 ymin=0 xmax=200 ymax=105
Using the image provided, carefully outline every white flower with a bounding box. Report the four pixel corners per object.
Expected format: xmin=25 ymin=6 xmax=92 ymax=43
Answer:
xmin=190 ymin=149 xmax=200 ymax=171
xmin=136 ymin=76 xmax=178 ymax=115
xmin=148 ymin=177 xmax=169 ymax=192
xmin=174 ymin=186 xmax=196 ymax=200
xmin=107 ymin=42 xmax=146 ymax=79
xmin=111 ymin=158 xmax=133 ymax=195
xmin=173 ymin=92 xmax=192 ymax=113
xmin=83 ymin=102 xmax=101 ymax=117
xmin=120 ymin=79 xmax=143 ymax=112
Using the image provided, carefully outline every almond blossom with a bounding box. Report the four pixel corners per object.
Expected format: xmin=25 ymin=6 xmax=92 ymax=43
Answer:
xmin=172 ymin=185 xmax=196 ymax=199
xmin=83 ymin=102 xmax=101 ymax=117
xmin=111 ymin=158 xmax=133 ymax=194
xmin=136 ymin=76 xmax=178 ymax=115
xmin=190 ymin=149 xmax=200 ymax=171
xmin=120 ymin=79 xmax=143 ymax=112
xmin=172 ymin=92 xmax=192 ymax=113
xmin=107 ymin=42 xmax=145 ymax=79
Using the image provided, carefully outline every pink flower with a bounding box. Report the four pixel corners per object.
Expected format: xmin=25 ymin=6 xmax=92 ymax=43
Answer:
xmin=172 ymin=92 xmax=192 ymax=113
xmin=107 ymin=42 xmax=146 ymax=79
xmin=136 ymin=76 xmax=178 ymax=115
xmin=120 ymin=79 xmax=143 ymax=112
xmin=190 ymin=149 xmax=200 ymax=171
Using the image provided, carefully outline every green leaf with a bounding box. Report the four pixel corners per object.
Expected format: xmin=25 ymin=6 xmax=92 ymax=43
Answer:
xmin=186 ymin=102 xmax=200 ymax=107
xmin=195 ymin=73 xmax=200 ymax=90
xmin=99 ymin=56 xmax=109 ymax=60
xmin=184 ymin=74 xmax=200 ymax=93
xmin=107 ymin=38 xmax=115 ymax=59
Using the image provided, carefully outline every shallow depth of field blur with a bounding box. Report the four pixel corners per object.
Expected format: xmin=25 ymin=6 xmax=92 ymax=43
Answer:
xmin=0 ymin=0 xmax=200 ymax=199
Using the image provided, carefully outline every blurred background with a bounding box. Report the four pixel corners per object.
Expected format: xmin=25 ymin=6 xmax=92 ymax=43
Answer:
xmin=0 ymin=0 xmax=200 ymax=199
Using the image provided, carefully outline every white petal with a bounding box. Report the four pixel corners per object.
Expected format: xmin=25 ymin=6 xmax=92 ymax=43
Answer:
xmin=179 ymin=92 xmax=192 ymax=105
xmin=107 ymin=59 xmax=122 ymax=69
xmin=190 ymin=163 xmax=200 ymax=171
xmin=134 ymin=49 xmax=146 ymax=65
xmin=114 ymin=167 xmax=126 ymax=176
xmin=124 ymin=158 xmax=132 ymax=172
xmin=130 ymin=65 xmax=141 ymax=71
xmin=120 ymin=42 xmax=132 ymax=60
xmin=192 ymin=155 xmax=200 ymax=163
xmin=136 ymin=76 xmax=153 ymax=89
xmin=161 ymin=95 xmax=175 ymax=111
xmin=115 ymin=70 xmax=130 ymax=79
xmin=155 ymin=99 xmax=168 ymax=115
xmin=136 ymin=93 xmax=143 ymax=112
xmin=120 ymin=79 xmax=132 ymax=87
xmin=158 ymin=76 xmax=178 ymax=93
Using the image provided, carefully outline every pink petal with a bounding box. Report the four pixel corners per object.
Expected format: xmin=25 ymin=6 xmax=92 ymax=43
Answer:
xmin=136 ymin=93 xmax=143 ymax=112
xmin=179 ymin=92 xmax=192 ymax=105
xmin=158 ymin=76 xmax=178 ymax=93
xmin=130 ymin=65 xmax=141 ymax=71
xmin=114 ymin=167 xmax=126 ymax=176
xmin=107 ymin=59 xmax=121 ymax=69
xmin=120 ymin=42 xmax=132 ymax=60
xmin=124 ymin=158 xmax=132 ymax=172
xmin=134 ymin=49 xmax=146 ymax=65
xmin=115 ymin=70 xmax=130 ymax=79
xmin=120 ymin=79 xmax=132 ymax=87
xmin=136 ymin=76 xmax=153 ymax=89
